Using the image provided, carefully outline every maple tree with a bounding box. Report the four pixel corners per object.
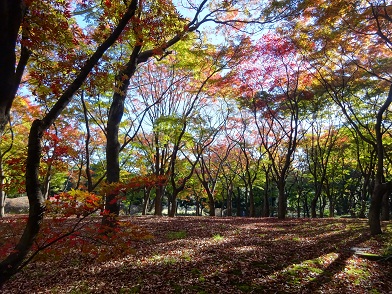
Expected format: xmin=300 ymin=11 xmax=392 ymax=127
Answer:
xmin=192 ymin=133 xmax=237 ymax=216
xmin=224 ymin=110 xmax=265 ymax=217
xmin=0 ymin=0 xmax=141 ymax=284
xmin=303 ymin=110 xmax=341 ymax=218
xmin=225 ymin=34 xmax=313 ymax=219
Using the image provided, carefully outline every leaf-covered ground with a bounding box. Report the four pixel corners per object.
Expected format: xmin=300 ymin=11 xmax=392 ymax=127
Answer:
xmin=1 ymin=216 xmax=392 ymax=293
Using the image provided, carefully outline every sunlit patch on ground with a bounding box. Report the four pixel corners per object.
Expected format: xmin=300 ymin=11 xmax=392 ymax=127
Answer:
xmin=263 ymin=253 xmax=339 ymax=286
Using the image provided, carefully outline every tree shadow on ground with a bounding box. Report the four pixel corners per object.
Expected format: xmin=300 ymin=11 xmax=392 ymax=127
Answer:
xmin=1 ymin=216 xmax=390 ymax=293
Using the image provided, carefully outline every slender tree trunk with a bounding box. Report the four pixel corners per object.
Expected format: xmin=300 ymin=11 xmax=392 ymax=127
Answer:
xmin=207 ymin=192 xmax=215 ymax=216
xmin=263 ymin=177 xmax=270 ymax=217
xmin=236 ymin=187 xmax=242 ymax=216
xmin=227 ymin=182 xmax=233 ymax=217
xmin=311 ymin=182 xmax=323 ymax=218
xmin=249 ymin=188 xmax=255 ymax=217
xmin=327 ymin=193 xmax=334 ymax=217
xmin=81 ymin=92 xmax=93 ymax=191
xmin=42 ymin=166 xmax=51 ymax=199
xmin=277 ymin=179 xmax=286 ymax=219
xmin=319 ymin=194 xmax=327 ymax=218
xmin=168 ymin=194 xmax=177 ymax=217
xmin=244 ymin=187 xmax=249 ymax=216
xmin=142 ymin=187 xmax=151 ymax=215
xmin=310 ymin=196 xmax=318 ymax=218
xmin=196 ymin=196 xmax=200 ymax=216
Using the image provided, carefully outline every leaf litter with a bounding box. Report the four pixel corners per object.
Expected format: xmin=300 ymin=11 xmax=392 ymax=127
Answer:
xmin=1 ymin=216 xmax=391 ymax=293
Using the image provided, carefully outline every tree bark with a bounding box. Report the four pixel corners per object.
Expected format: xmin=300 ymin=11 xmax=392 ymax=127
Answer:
xmin=168 ymin=195 xmax=177 ymax=217
xmin=236 ymin=187 xmax=242 ymax=216
xmin=263 ymin=170 xmax=271 ymax=217
xmin=227 ymin=182 xmax=233 ymax=217
xmin=381 ymin=190 xmax=390 ymax=221
xmin=277 ymin=179 xmax=286 ymax=219
xmin=154 ymin=185 xmax=164 ymax=216
xmin=142 ymin=187 xmax=151 ymax=215
xmin=0 ymin=0 xmax=26 ymax=133
xmin=369 ymin=183 xmax=386 ymax=235
xmin=208 ymin=192 xmax=215 ymax=216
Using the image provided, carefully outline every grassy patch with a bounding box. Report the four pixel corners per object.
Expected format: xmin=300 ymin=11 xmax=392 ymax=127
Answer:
xmin=149 ymin=254 xmax=177 ymax=264
xmin=212 ymin=233 xmax=224 ymax=241
xmin=344 ymin=267 xmax=370 ymax=285
xmin=166 ymin=230 xmax=187 ymax=240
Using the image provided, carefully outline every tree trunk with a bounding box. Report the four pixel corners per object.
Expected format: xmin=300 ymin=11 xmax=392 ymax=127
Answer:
xmin=207 ymin=192 xmax=215 ymax=216
xmin=236 ymin=187 xmax=242 ymax=216
xmin=249 ymin=188 xmax=255 ymax=217
xmin=168 ymin=194 xmax=177 ymax=217
xmin=310 ymin=196 xmax=318 ymax=218
xmin=328 ymin=193 xmax=335 ymax=217
xmin=154 ymin=185 xmax=163 ymax=216
xmin=196 ymin=196 xmax=200 ymax=216
xmin=277 ymin=180 xmax=286 ymax=219
xmin=42 ymin=170 xmax=51 ymax=200
xmin=227 ymin=183 xmax=233 ymax=217
xmin=263 ymin=178 xmax=270 ymax=217
xmin=103 ymin=38 xmax=144 ymax=226
xmin=303 ymin=198 xmax=310 ymax=218
xmin=319 ymin=195 xmax=326 ymax=218
xmin=369 ymin=183 xmax=386 ymax=235
xmin=381 ymin=190 xmax=390 ymax=221
xmin=103 ymin=91 xmax=125 ymax=227
xmin=142 ymin=187 xmax=151 ymax=215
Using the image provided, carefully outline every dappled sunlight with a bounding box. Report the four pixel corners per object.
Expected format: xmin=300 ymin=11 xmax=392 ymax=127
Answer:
xmin=230 ymin=245 xmax=259 ymax=253
xmin=259 ymin=253 xmax=340 ymax=288
xmin=2 ymin=217 xmax=391 ymax=293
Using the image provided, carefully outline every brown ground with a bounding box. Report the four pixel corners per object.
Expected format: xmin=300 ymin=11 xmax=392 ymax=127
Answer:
xmin=1 ymin=216 xmax=391 ymax=293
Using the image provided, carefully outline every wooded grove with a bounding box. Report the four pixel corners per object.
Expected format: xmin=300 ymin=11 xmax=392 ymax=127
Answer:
xmin=0 ymin=0 xmax=392 ymax=291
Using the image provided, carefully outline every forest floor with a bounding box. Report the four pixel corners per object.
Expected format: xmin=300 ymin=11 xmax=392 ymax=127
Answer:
xmin=1 ymin=216 xmax=392 ymax=293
